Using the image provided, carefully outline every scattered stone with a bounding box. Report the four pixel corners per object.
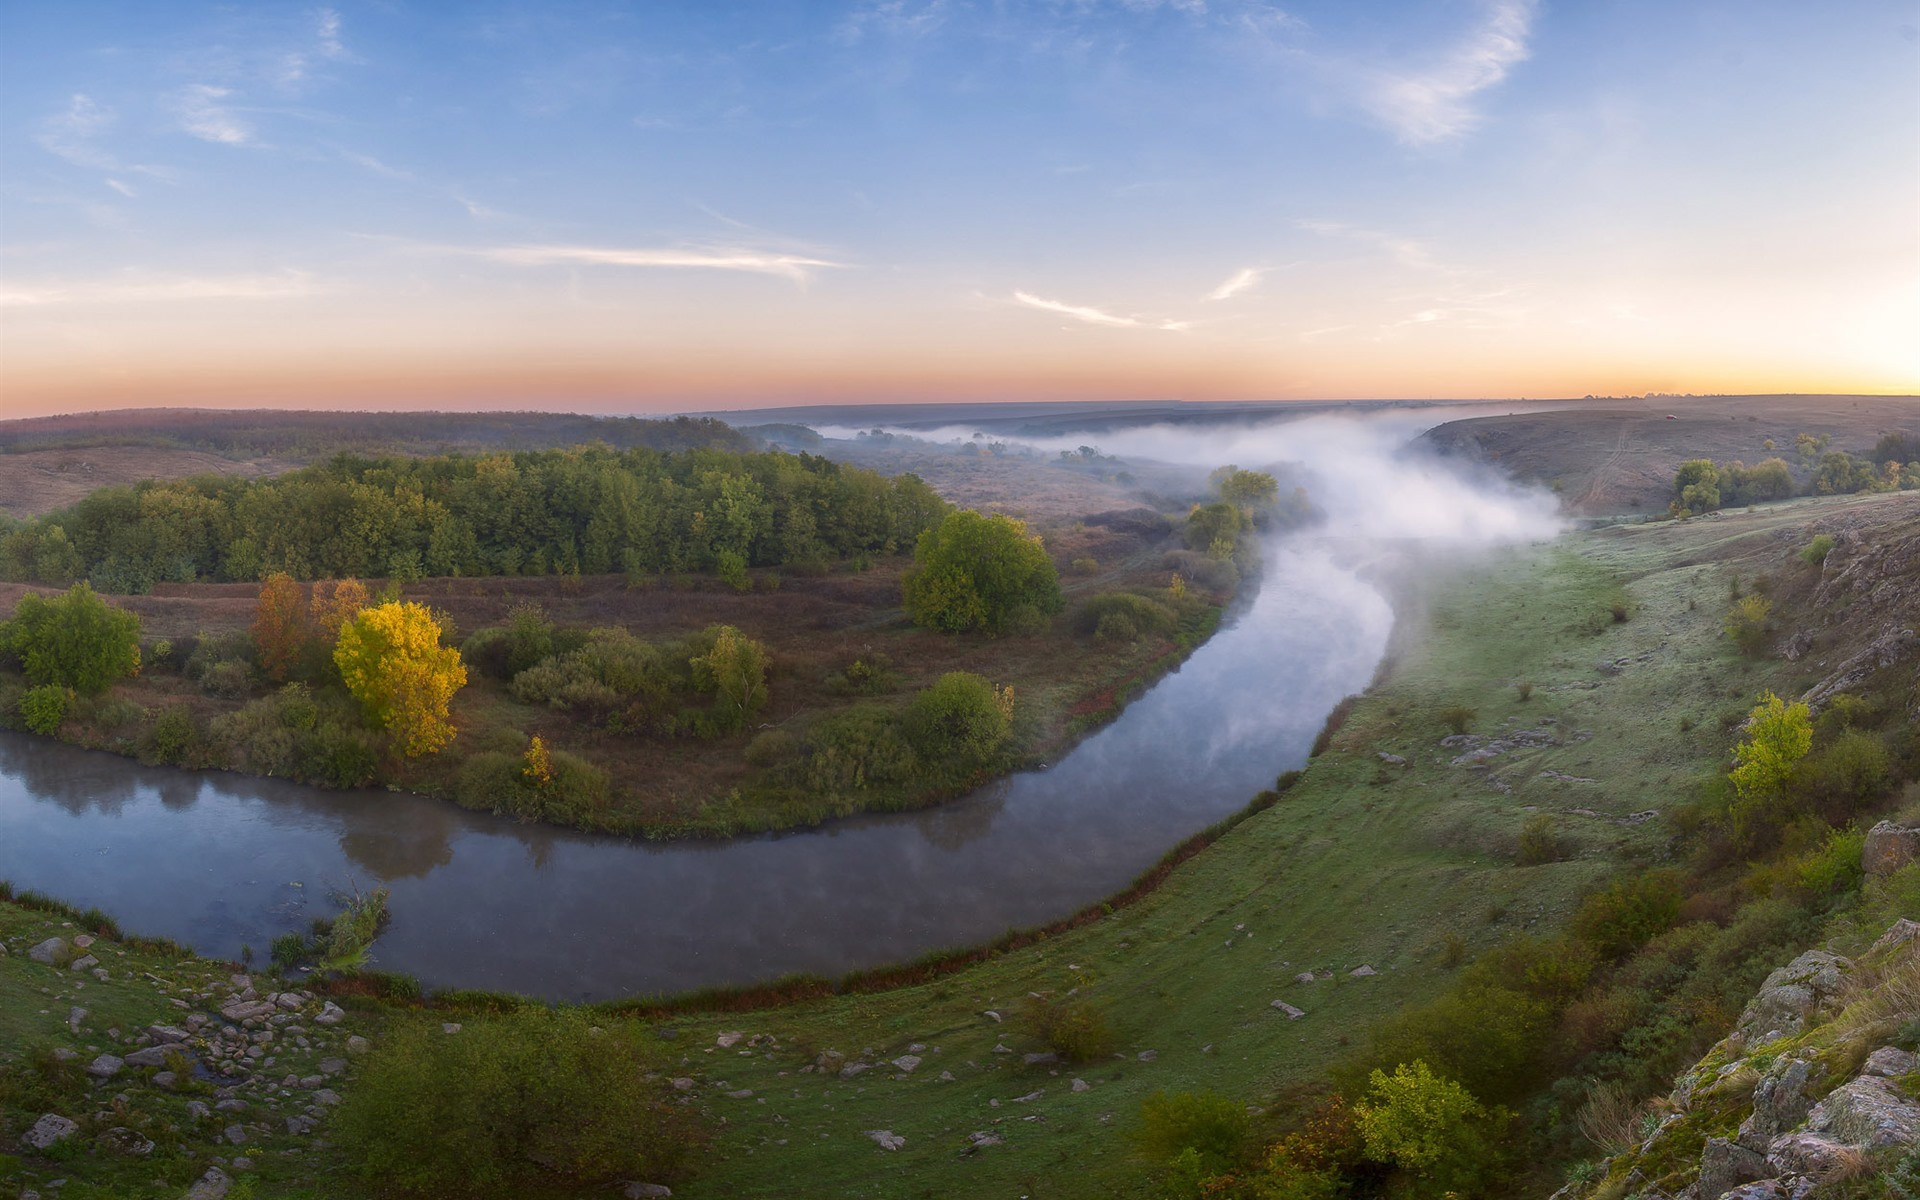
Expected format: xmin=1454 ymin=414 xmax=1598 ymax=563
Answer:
xmin=992 ymin=1043 xmax=1012 ymax=1055
xmin=892 ymin=1054 xmax=923 ymax=1073
xmin=224 ymin=1123 xmax=248 ymax=1145
xmin=1377 ymin=752 xmax=1406 ymax=765
xmin=313 ymin=1088 xmax=342 ymax=1106
xmin=152 ymin=1071 xmax=177 ymax=1089
xmin=725 ymin=1088 xmax=754 ymax=1099
xmin=1293 ymin=971 xmax=1316 ymax=984
xmin=982 ymin=1010 xmax=1002 ymax=1023
xmin=1022 ymin=1052 xmax=1057 ymax=1066
xmin=1011 ymin=1089 xmax=1044 ymax=1102
xmin=1863 ymin=820 xmax=1920 ymax=877
xmin=671 ymin=1077 xmax=694 ymax=1091
xmin=1864 ymin=1046 xmax=1918 ymax=1077
xmin=714 ymin=1031 xmax=745 ymax=1049
xmin=1072 ymin=1078 xmax=1091 ymax=1093
xmin=286 ymin=1115 xmax=316 ymax=1136
xmin=938 ymin=1071 xmax=956 ymax=1082
xmin=839 ymin=1062 xmax=872 ymax=1080
xmin=1696 ymin=1136 xmax=1768 ymax=1197
xmin=318 ymin=1057 xmax=347 ymax=1076
xmin=965 ymin=1130 xmax=1003 ymax=1152
xmin=186 ymin=1167 xmax=232 ymax=1200
xmin=85 ymin=1053 xmax=125 ymax=1079
xmin=231 ymin=1158 xmax=253 ymax=1172
xmin=27 ymin=937 xmax=67 ymax=964
xmin=22 ymin=1114 xmax=78 ymax=1149
xmin=1137 ymin=1050 xmax=1157 ymax=1062
xmin=125 ymin=1045 xmax=182 ymax=1068
xmin=866 ymin=1129 xmax=906 ymax=1151
xmin=1271 ymin=1000 xmax=1306 ymax=1020
xmin=624 ymin=1184 xmax=674 ymax=1199
xmin=313 ymin=1002 xmax=345 ymax=1026
xmin=441 ymin=1023 xmax=461 ymax=1035
xmin=215 ymin=1099 xmax=248 ymax=1113
xmin=1349 ymin=965 xmax=1377 ymax=977
xmin=69 ymin=955 xmax=99 ymax=972
xmin=99 ymin=1126 xmax=156 ymax=1157
xmin=67 ymin=1006 xmax=86 ymax=1034
xmin=148 ymin=1023 xmax=191 ymax=1044
xmin=186 ymin=1101 xmax=211 ymax=1120
xmin=219 ymin=999 xmax=277 ymax=1023
xmin=275 ymin=993 xmax=304 ymax=1010
xmin=72 ymin=933 xmax=94 ymax=949
xmin=345 ymin=1035 xmax=371 ymax=1056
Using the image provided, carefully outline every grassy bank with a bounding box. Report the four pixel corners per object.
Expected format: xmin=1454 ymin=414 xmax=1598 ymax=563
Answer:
xmin=6 ymin=492 xmax=1911 ymax=1198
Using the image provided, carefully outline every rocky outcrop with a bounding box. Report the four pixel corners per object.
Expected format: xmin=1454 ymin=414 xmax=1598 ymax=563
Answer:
xmin=1864 ymin=821 xmax=1920 ymax=878
xmin=1566 ymin=920 xmax=1920 ymax=1199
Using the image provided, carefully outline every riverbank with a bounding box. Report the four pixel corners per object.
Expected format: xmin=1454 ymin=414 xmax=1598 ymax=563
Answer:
xmin=7 ymin=492 xmax=1913 ymax=1197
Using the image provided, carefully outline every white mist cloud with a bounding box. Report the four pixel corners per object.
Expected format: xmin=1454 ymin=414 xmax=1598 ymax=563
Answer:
xmin=1362 ymin=0 xmax=1535 ymax=145
xmin=471 ymin=244 xmax=843 ymax=283
xmin=1204 ymin=267 xmax=1265 ymax=301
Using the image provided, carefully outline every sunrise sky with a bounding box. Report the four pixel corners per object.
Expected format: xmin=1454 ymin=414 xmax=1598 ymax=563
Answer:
xmin=2 ymin=1 xmax=1916 ymax=417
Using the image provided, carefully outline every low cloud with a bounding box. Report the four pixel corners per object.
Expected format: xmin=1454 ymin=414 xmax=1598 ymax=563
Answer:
xmin=1204 ymin=266 xmax=1265 ymax=302
xmin=462 ymin=243 xmax=844 ymax=283
xmin=1 ymin=271 xmax=320 ymax=307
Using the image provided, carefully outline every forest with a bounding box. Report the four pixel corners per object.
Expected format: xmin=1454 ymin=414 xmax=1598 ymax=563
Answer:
xmin=0 ymin=445 xmax=949 ymax=592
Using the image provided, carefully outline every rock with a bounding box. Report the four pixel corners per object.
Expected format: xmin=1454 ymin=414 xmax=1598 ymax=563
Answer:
xmin=148 ymin=1024 xmax=191 ymax=1044
xmin=72 ymin=932 xmax=94 ymax=948
xmin=1721 ymin=1182 xmax=1813 ymax=1200
xmin=275 ymin=992 xmax=304 ymax=1010
xmin=966 ymin=1130 xmax=1003 ymax=1151
xmin=839 ymin=1062 xmax=872 ymax=1080
xmin=224 ymin=1123 xmax=248 ymax=1145
xmin=85 ymin=1053 xmax=125 ymax=1079
xmin=1071 ymin=1078 xmax=1091 ymax=1093
xmin=345 ymin=1035 xmax=371 ymax=1056
xmin=153 ymin=1071 xmax=177 ymax=1089
xmin=816 ymin=1050 xmax=846 ymax=1073
xmin=670 ymin=1077 xmax=694 ymax=1091
xmin=892 ymin=1054 xmax=923 ymax=1073
xmin=1804 ymin=1073 xmax=1920 ymax=1150
xmin=1736 ymin=951 xmax=1851 ymax=1042
xmin=1349 ymin=965 xmax=1377 ymax=977
xmin=1863 ymin=821 xmax=1920 ymax=877
xmin=938 ymin=1070 xmax=955 ymax=1082
xmin=1377 ymin=752 xmax=1406 ymax=765
xmin=67 ymin=1006 xmax=85 ymax=1034
xmin=186 ymin=1100 xmax=211 ymax=1120
xmin=1293 ymin=972 xmax=1316 ymax=984
xmin=22 ymin=1113 xmax=79 ymax=1149
xmin=68 ymin=954 xmax=99 ymax=972
xmin=1271 ymin=1000 xmax=1306 ymax=1019
xmin=1738 ymin=1058 xmax=1818 ymax=1150
xmin=1011 ymin=1089 xmax=1044 ymax=1102
xmin=866 ymin=1129 xmax=906 ymax=1151
xmin=714 ymin=1031 xmax=745 ymax=1049
xmin=726 ymin=1088 xmax=754 ymax=1099
xmin=1766 ymin=1129 xmax=1852 ymax=1175
xmin=982 ymin=1010 xmax=1002 ymax=1022
xmin=1697 ymin=1136 xmax=1768 ymax=1197
xmin=27 ymin=936 xmax=66 ymax=964
xmin=220 ymin=999 xmax=277 ymax=1023
xmin=286 ymin=1115 xmax=316 ymax=1135
xmin=992 ymin=1043 xmax=1012 ymax=1054
xmin=1873 ymin=919 xmax=1920 ymax=954
xmin=1022 ymin=1052 xmax=1057 ymax=1066
xmin=125 ymin=1044 xmax=183 ymax=1068
xmin=1864 ymin=1046 xmax=1918 ymax=1077
xmin=318 ymin=1057 xmax=347 ymax=1076
xmin=214 ymin=1098 xmax=248 ymax=1113
xmin=314 ymin=1088 xmax=342 ymax=1106
xmin=99 ymin=1126 xmax=155 ymax=1156
xmin=624 ymin=1184 xmax=674 ymax=1199
xmin=1137 ymin=1049 xmax=1157 ymax=1061
xmin=186 ymin=1167 xmax=232 ymax=1200
xmin=441 ymin=1023 xmax=462 ymax=1035
xmin=313 ymin=1002 xmax=345 ymax=1026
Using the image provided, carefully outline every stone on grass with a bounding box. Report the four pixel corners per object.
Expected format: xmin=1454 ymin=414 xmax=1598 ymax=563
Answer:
xmin=313 ymin=1002 xmax=345 ymax=1026
xmin=22 ymin=1114 xmax=78 ymax=1149
xmin=69 ymin=954 xmax=99 ymax=972
xmin=1022 ymin=1052 xmax=1057 ymax=1066
xmin=1072 ymin=1078 xmax=1091 ymax=1093
xmin=624 ymin=1184 xmax=673 ymax=1199
xmin=892 ymin=1054 xmax=923 ymax=1073
xmin=148 ymin=1024 xmax=191 ymax=1044
xmin=85 ymin=1053 xmax=125 ymax=1079
xmin=345 ymin=1035 xmax=371 ymax=1056
xmin=1696 ymin=1136 xmax=1768 ymax=1197
xmin=1864 ymin=1046 xmax=1919 ymax=1077
xmin=1349 ymin=965 xmax=1377 ymax=978
xmin=224 ymin=1123 xmax=248 ymax=1145
xmin=99 ymin=1126 xmax=155 ymax=1156
xmin=866 ymin=1129 xmax=906 ymax=1151
xmin=1271 ymin=1000 xmax=1306 ymax=1020
xmin=714 ymin=1031 xmax=744 ymax=1049
xmin=186 ymin=1167 xmax=232 ymax=1200
xmin=124 ymin=1044 xmax=181 ymax=1068
xmin=27 ymin=937 xmax=66 ymax=964
xmin=1862 ymin=820 xmax=1920 ymax=877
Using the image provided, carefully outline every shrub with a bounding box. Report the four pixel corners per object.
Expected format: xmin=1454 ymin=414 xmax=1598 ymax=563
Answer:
xmin=335 ymin=601 xmax=467 ymax=757
xmin=1439 ymin=705 xmax=1476 ymax=735
xmin=688 ymin=625 xmax=769 ymax=733
xmin=1794 ymin=826 xmax=1866 ymax=895
xmin=1517 ymin=813 xmax=1562 ymax=865
xmin=1138 ymin=1089 xmax=1249 ymax=1175
xmin=825 ymin=653 xmax=896 ymax=696
xmin=1161 ymin=548 xmax=1238 ymax=594
xmin=1075 ymin=592 xmax=1177 ymax=643
xmin=902 ymin=509 xmax=1063 ymax=635
xmin=1020 ymin=993 xmax=1116 ymax=1063
xmin=743 ymin=729 xmax=801 ymax=767
xmin=1071 ymin=556 xmax=1099 ymax=575
xmin=140 ymin=703 xmax=199 ymax=766
xmin=1793 ymin=729 xmax=1892 ymax=824
xmin=1729 ymin=691 xmax=1814 ymax=845
xmin=905 ymin=671 xmax=1013 ymax=765
xmin=3 ymin=582 xmax=142 ymax=695
xmin=299 ymin=720 xmax=382 ymax=788
xmin=19 ymin=684 xmax=74 ymax=735
xmin=803 ymin=707 xmax=918 ymax=796
xmin=1354 ymin=1061 xmax=1500 ymax=1197
xmin=333 ymin=1009 xmax=701 ymax=1198
xmin=198 ymin=659 xmax=253 ymax=700
xmin=1724 ymin=595 xmax=1773 ymax=656
xmin=1515 ymin=680 xmax=1533 ymax=702
xmin=1801 ymin=534 xmax=1836 ymax=566
xmin=1572 ymin=870 xmax=1685 ymax=959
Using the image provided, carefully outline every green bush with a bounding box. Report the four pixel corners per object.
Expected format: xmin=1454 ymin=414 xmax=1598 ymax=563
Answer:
xmin=1572 ymin=870 xmax=1685 ymax=959
xmin=1075 ymin=592 xmax=1177 ymax=643
xmin=140 ymin=703 xmax=199 ymax=765
xmin=1354 ymin=1061 xmax=1501 ymax=1198
xmin=743 ymin=728 xmax=801 ymax=767
xmin=3 ymin=582 xmax=142 ymax=695
xmin=802 ymin=707 xmax=917 ymax=796
xmin=1793 ymin=728 xmax=1892 ymax=824
xmin=1800 ymin=534 xmax=1836 ymax=565
xmin=1439 ymin=705 xmax=1477 ymax=735
xmin=1793 ymin=826 xmax=1865 ymax=895
xmin=1020 ymin=993 xmax=1116 ymax=1063
xmin=198 ymin=658 xmax=253 ymax=700
xmin=299 ymin=720 xmax=382 ymax=788
xmin=1724 ymin=595 xmax=1772 ymax=656
xmin=1516 ymin=813 xmax=1562 ymax=865
xmin=512 ymin=628 xmax=670 ymax=714
xmin=902 ymin=508 xmax=1063 ymax=635
xmin=333 ymin=1009 xmax=701 ymax=1198
xmin=19 ymin=684 xmax=74 ymax=735
xmin=905 ymin=672 xmax=1011 ymax=766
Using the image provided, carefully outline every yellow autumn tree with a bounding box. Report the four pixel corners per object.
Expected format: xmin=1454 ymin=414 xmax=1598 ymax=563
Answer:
xmin=333 ymin=601 xmax=467 ymax=757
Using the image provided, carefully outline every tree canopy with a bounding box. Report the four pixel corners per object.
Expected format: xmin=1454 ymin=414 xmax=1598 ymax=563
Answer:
xmin=334 ymin=601 xmax=468 ymax=757
xmin=901 ymin=509 xmax=1062 ymax=635
xmin=3 ymin=583 xmax=141 ymax=695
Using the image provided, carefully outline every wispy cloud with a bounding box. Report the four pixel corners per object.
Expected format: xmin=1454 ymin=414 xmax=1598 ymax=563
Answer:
xmin=1011 ymin=291 xmax=1190 ymax=331
xmin=439 ymin=243 xmax=845 ymax=283
xmin=36 ymin=94 xmax=117 ymax=170
xmin=316 ymin=8 xmax=345 ymax=59
xmin=1204 ymin=266 xmax=1265 ymax=301
xmin=1 ymin=271 xmax=321 ymax=307
xmin=174 ymin=84 xmax=252 ymax=145
xmin=1362 ymin=0 xmax=1535 ymax=145
xmin=1295 ymin=219 xmax=1437 ymax=270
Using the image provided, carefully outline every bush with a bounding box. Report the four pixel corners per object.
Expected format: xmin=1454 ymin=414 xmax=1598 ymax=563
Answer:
xmin=1572 ymin=870 xmax=1685 ymax=959
xmin=140 ymin=703 xmax=199 ymax=766
xmin=1137 ymin=1089 xmax=1250 ymax=1175
xmin=743 ymin=728 xmax=801 ymax=767
xmin=905 ymin=671 xmax=1012 ymax=765
xmin=1183 ymin=502 xmax=1245 ymax=557
xmin=1800 ymin=534 xmax=1836 ymax=566
xmin=1075 ymin=592 xmax=1177 ymax=643
xmin=1439 ymin=705 xmax=1476 ymax=735
xmin=198 ymin=658 xmax=253 ymax=700
xmin=1071 ymin=556 xmax=1099 ymax=575
xmin=1724 ymin=595 xmax=1773 ymax=656
xmin=1793 ymin=729 xmax=1892 ymax=824
xmin=299 ymin=719 xmax=382 ymax=788
xmin=1794 ymin=826 xmax=1866 ymax=895
xmin=1020 ymin=993 xmax=1116 ymax=1063
xmin=1354 ymin=1061 xmax=1500 ymax=1197
xmin=1517 ymin=813 xmax=1562 ymax=865
xmin=333 ymin=1009 xmax=701 ymax=1198
xmin=802 ymin=707 xmax=918 ymax=796
xmin=902 ymin=509 xmax=1063 ymax=635
xmin=3 ymin=582 xmax=141 ymax=695
xmin=19 ymin=684 xmax=74 ymax=735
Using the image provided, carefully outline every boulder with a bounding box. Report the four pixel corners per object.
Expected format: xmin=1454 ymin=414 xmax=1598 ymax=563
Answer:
xmin=26 ymin=937 xmax=66 ymax=964
xmin=1720 ymin=1182 xmax=1814 ymax=1200
xmin=892 ymin=1054 xmax=923 ymax=1073
xmin=1349 ymin=965 xmax=1377 ymax=978
xmin=313 ymin=1001 xmax=346 ymax=1026
xmin=1804 ymin=1074 xmax=1920 ymax=1151
xmin=815 ymin=1050 xmax=846 ymax=1073
xmin=866 ymin=1129 xmax=906 ymax=1151
xmin=220 ymin=999 xmax=277 ymax=1023
xmin=126 ymin=1044 xmax=188 ymax=1068
xmin=1765 ymin=1130 xmax=1851 ymax=1175
xmin=1873 ymin=919 xmax=1920 ymax=954
xmin=1862 ymin=821 xmax=1920 ymax=877
xmin=22 ymin=1113 xmax=78 ymax=1149
xmin=1864 ymin=1046 xmax=1918 ymax=1077
xmin=1697 ymin=1137 xmax=1768 ymax=1197
xmin=1271 ymin=1000 xmax=1306 ymax=1020
xmin=99 ymin=1126 xmax=155 ymax=1156
xmin=147 ymin=1024 xmax=191 ymax=1044
xmin=85 ymin=1053 xmax=125 ymax=1079
xmin=68 ymin=954 xmax=99 ymax=972
xmin=1735 ymin=952 xmax=1850 ymax=1043
xmin=714 ymin=1031 xmax=745 ymax=1049
xmin=346 ymin=1035 xmax=371 ymax=1055
xmin=186 ymin=1167 xmax=232 ymax=1200
xmin=1071 ymin=1078 xmax=1091 ymax=1092
xmin=1738 ymin=1059 xmax=1818 ymax=1151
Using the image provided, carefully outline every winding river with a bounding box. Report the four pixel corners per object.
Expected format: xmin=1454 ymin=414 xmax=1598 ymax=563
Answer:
xmin=0 ymin=541 xmax=1394 ymax=1002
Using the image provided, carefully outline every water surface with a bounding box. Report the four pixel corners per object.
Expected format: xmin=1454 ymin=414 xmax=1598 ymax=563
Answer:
xmin=0 ymin=542 xmax=1392 ymax=1002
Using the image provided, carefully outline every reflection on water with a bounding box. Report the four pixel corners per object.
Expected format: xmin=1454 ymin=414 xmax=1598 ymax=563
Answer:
xmin=0 ymin=542 xmax=1393 ymax=1001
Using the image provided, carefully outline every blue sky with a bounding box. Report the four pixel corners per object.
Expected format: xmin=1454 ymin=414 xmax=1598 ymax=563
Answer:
xmin=2 ymin=1 xmax=1916 ymax=413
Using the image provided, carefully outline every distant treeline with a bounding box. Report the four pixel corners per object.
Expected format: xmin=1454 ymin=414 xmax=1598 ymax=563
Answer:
xmin=1671 ymin=431 xmax=1920 ymax=516
xmin=0 ymin=446 xmax=948 ymax=591
xmin=0 ymin=409 xmax=754 ymax=461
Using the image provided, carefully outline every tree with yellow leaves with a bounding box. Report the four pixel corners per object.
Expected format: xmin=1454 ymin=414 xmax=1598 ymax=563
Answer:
xmin=311 ymin=577 xmax=369 ymax=642
xmin=333 ymin=601 xmax=467 ymax=757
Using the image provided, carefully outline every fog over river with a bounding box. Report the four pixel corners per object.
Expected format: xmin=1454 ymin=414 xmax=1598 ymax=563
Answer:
xmin=0 ymin=412 xmax=1559 ymax=1001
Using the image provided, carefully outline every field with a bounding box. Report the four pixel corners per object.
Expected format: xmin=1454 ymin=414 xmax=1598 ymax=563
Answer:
xmin=0 ymin=446 xmax=295 ymax=519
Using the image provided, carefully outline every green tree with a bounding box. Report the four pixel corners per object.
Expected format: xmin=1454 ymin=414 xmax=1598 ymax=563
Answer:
xmin=1354 ymin=1061 xmax=1499 ymax=1196
xmin=1729 ymin=690 xmax=1813 ymax=843
xmin=4 ymin=582 xmax=141 ymax=695
xmin=1183 ymin=502 xmax=1245 ymax=557
xmin=690 ymin=625 xmax=769 ymax=732
xmin=1672 ymin=459 xmax=1722 ymax=513
xmin=905 ymin=671 xmax=1013 ymax=764
xmin=902 ymin=509 xmax=1062 ymax=634
xmin=1210 ymin=465 xmax=1280 ymax=511
xmin=1724 ymin=594 xmax=1772 ymax=655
